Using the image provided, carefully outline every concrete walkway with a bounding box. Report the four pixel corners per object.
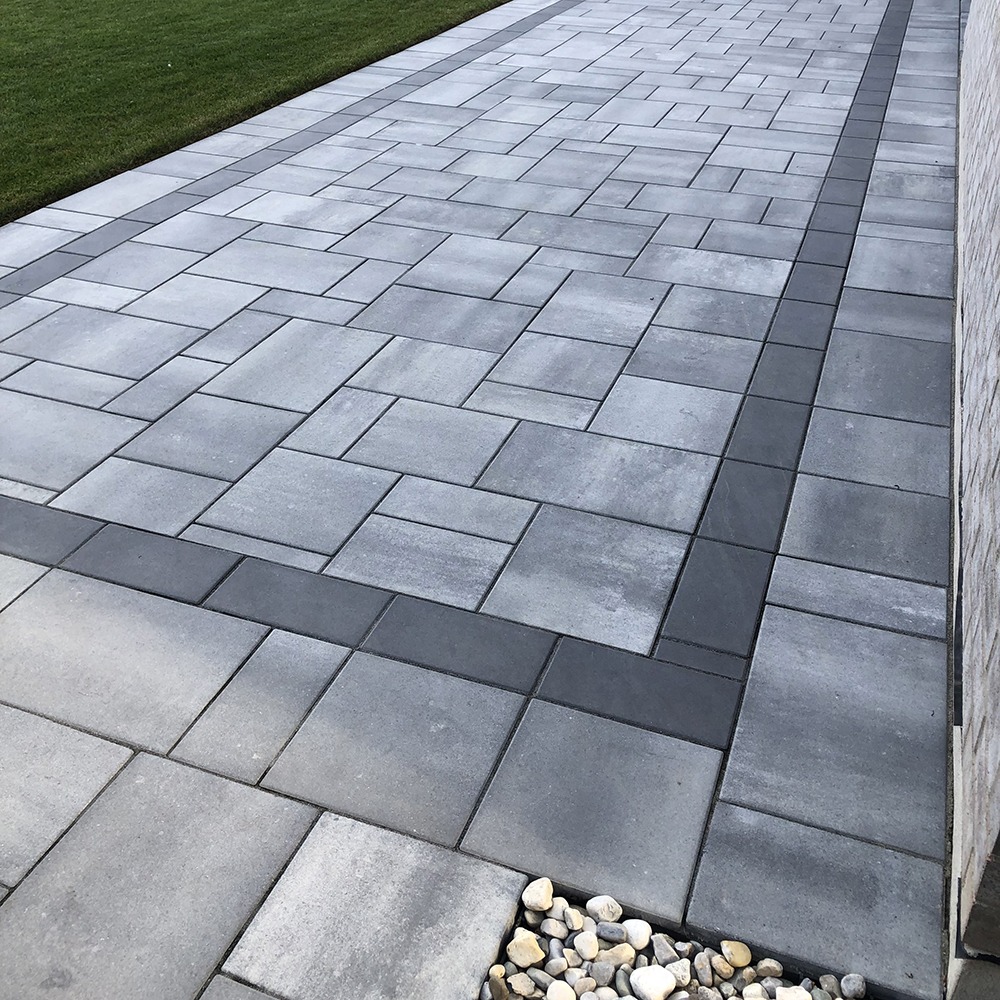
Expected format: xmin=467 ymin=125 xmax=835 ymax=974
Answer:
xmin=0 ymin=0 xmax=956 ymax=996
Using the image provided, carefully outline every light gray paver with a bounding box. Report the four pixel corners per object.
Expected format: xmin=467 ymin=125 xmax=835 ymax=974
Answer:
xmin=264 ymin=652 xmax=522 ymax=843
xmin=0 ymin=571 xmax=265 ymax=750
xmin=2 ymin=360 xmax=131 ymax=408
xmin=122 ymin=273 xmax=265 ymax=328
xmin=225 ymin=812 xmax=524 ymax=1000
xmin=0 ymin=753 xmax=315 ymax=1000
xmin=0 ymin=705 xmax=131 ymax=884
xmin=464 ymin=701 xmax=722 ymax=922
xmin=70 ymin=242 xmax=202 ymax=290
xmin=190 ymin=239 xmax=358 ymax=293
xmin=0 ymin=554 xmax=47 ymax=610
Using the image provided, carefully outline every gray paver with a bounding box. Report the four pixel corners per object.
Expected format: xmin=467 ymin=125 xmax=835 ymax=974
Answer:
xmin=172 ymin=631 xmax=349 ymax=783
xmin=231 ymin=190 xmax=382 ymax=233
xmin=0 ymin=705 xmax=131 ymax=884
xmin=131 ymin=211 xmax=255 ymax=252
xmin=190 ymin=239 xmax=358 ymax=293
xmin=200 ymin=448 xmax=396 ymax=553
xmin=2 ymin=360 xmax=131 ymax=407
xmin=466 ymin=380 xmax=597 ymax=428
xmin=70 ymin=242 xmax=202 ymax=290
xmin=464 ymin=700 xmax=721 ymax=922
xmin=327 ymin=514 xmax=510 ymax=608
xmin=0 ymin=390 xmax=144 ymax=490
xmin=630 ymin=244 xmax=791 ymax=297
xmin=402 ymin=233 xmax=536 ymax=297
xmin=119 ymin=393 xmax=300 ymax=480
xmin=204 ymin=318 xmax=388 ymax=411
xmin=348 ymin=336 xmax=496 ymax=404
xmin=483 ymin=504 xmax=687 ymax=652
xmin=627 ymin=326 xmax=761 ymax=392
xmin=347 ymin=398 xmax=514 ymax=486
xmin=0 ymin=571 xmax=264 ymax=750
xmin=225 ymin=812 xmax=524 ymax=1000
xmin=104 ymin=355 xmax=224 ymax=420
xmin=0 ymin=753 xmax=315 ymax=1000
xmin=653 ymin=284 xmax=777 ymax=340
xmin=122 ymin=273 xmax=265 ymax=328
xmin=0 ymin=553 xmax=47 ymax=610
xmin=283 ymin=386 xmax=393 ymax=458
xmin=592 ymin=375 xmax=741 ymax=453
xmin=724 ymin=606 xmax=946 ymax=859
xmin=264 ymin=652 xmax=522 ymax=843
xmin=51 ymin=457 xmax=228 ymax=535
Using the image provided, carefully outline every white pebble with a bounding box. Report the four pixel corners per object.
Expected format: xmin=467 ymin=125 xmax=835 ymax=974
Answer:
xmin=586 ymin=895 xmax=623 ymax=923
xmin=623 ymin=918 xmax=653 ymax=950
xmin=575 ymin=931 xmax=600 ymax=961
xmin=548 ymin=981 xmax=576 ymax=1000
xmin=523 ymin=878 xmax=554 ymax=912
xmin=630 ymin=965 xmax=677 ymax=1000
xmin=775 ymin=989 xmax=811 ymax=1000
xmin=541 ymin=918 xmax=569 ymax=940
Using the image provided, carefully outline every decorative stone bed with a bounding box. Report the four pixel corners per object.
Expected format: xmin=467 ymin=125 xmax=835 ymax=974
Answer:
xmin=482 ymin=879 xmax=868 ymax=1000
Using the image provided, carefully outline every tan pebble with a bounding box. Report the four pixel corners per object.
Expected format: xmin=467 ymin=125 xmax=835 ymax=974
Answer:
xmin=522 ymin=878 xmax=554 ymax=912
xmin=711 ymin=955 xmax=735 ymax=980
xmin=509 ymin=972 xmax=536 ymax=997
xmin=574 ymin=978 xmax=597 ymax=996
xmin=666 ymin=959 xmax=692 ymax=987
xmin=547 ymin=896 xmax=569 ymax=921
xmin=586 ymin=895 xmax=623 ymax=923
xmin=598 ymin=943 xmax=637 ymax=968
xmin=756 ymin=960 xmax=783 ymax=979
xmin=565 ymin=907 xmax=585 ymax=932
xmin=507 ymin=931 xmax=546 ymax=968
xmin=490 ymin=965 xmax=507 ymax=980
xmin=742 ymin=986 xmax=767 ymax=1000
xmin=564 ymin=948 xmax=582 ymax=968
xmin=575 ymin=931 xmax=600 ymax=961
xmin=721 ymin=942 xmax=752 ymax=969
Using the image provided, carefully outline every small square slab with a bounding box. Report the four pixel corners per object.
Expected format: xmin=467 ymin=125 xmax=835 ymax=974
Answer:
xmin=225 ymin=813 xmax=524 ymax=1000
xmin=464 ymin=701 xmax=721 ymax=923
xmin=265 ymin=652 xmax=522 ymax=844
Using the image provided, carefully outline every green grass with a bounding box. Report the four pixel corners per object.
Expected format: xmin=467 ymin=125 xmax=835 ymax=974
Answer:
xmin=1 ymin=0 xmax=510 ymax=224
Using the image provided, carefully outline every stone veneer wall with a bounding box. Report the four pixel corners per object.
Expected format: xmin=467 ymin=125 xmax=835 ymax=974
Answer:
xmin=958 ymin=0 xmax=1000 ymax=955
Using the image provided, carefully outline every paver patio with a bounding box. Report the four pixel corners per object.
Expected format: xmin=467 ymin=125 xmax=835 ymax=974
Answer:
xmin=0 ymin=0 xmax=956 ymax=996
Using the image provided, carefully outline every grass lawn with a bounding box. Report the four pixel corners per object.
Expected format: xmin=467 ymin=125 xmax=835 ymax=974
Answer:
xmin=1 ymin=0 xmax=510 ymax=224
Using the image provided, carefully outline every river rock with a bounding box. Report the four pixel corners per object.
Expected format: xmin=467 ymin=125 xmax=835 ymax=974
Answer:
xmin=624 ymin=918 xmax=653 ymax=950
xmin=712 ymin=954 xmax=735 ymax=980
xmin=591 ymin=961 xmax=615 ymax=986
xmin=667 ymin=959 xmax=692 ymax=987
xmin=574 ymin=977 xmax=597 ymax=996
xmin=811 ymin=991 xmax=833 ymax=1000
xmin=565 ymin=908 xmax=585 ymax=932
xmin=575 ymin=932 xmax=599 ymax=961
xmin=653 ymin=935 xmax=681 ymax=964
xmin=542 ymin=918 xmax=569 ymax=940
xmin=546 ymin=958 xmax=568 ymax=977
xmin=732 ymin=968 xmax=757 ymax=991
xmin=840 ymin=976 xmax=865 ymax=999
xmin=509 ymin=972 xmax=536 ymax=997
xmin=775 ymin=989 xmax=811 ymax=1000
xmin=548 ymin=983 xmax=575 ymax=1000
xmin=489 ymin=968 xmax=510 ymax=1000
xmin=817 ymin=977 xmax=840 ymax=998
xmin=508 ymin=929 xmax=546 ymax=968
xmin=587 ymin=895 xmax=623 ymax=923
xmin=757 ymin=961 xmax=783 ymax=979
xmin=694 ymin=951 xmax=714 ymax=987
xmin=595 ymin=989 xmax=619 ymax=1000
xmin=597 ymin=921 xmax=627 ymax=943
xmin=523 ymin=878 xmax=554 ymax=912
xmin=721 ymin=941 xmax=752 ymax=969
xmin=742 ymin=987 xmax=767 ymax=1000
xmin=630 ymin=965 xmax=678 ymax=1000
xmin=548 ymin=897 xmax=569 ymax=921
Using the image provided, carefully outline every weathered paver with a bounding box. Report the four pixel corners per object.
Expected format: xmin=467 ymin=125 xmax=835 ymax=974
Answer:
xmin=0 ymin=0 xmax=958 ymax=994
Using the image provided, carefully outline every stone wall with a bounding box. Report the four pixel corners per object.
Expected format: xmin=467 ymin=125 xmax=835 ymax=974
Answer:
xmin=958 ymin=0 xmax=1000 ymax=955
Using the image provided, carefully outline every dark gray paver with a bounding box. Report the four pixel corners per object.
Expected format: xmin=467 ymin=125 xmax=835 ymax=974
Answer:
xmin=51 ymin=457 xmax=228 ymax=535
xmin=225 ymin=813 xmax=524 ymax=1000
xmin=0 ymin=753 xmax=315 ymax=1000
xmin=483 ymin=505 xmax=687 ymax=653
xmin=724 ymin=606 xmax=946 ymax=858
xmin=0 ymin=705 xmax=131 ymax=884
xmin=265 ymin=652 xmax=522 ymax=844
xmin=464 ymin=700 xmax=721 ymax=923
xmin=173 ymin=630 xmax=349 ymax=783
xmin=62 ymin=524 xmax=240 ymax=603
xmin=202 ymin=978 xmax=274 ymax=1000
xmin=0 ymin=496 xmax=100 ymax=564
xmin=204 ymin=557 xmax=389 ymax=646
xmin=119 ymin=393 xmax=300 ymax=481
xmin=200 ymin=449 xmax=396 ymax=553
xmin=688 ymin=803 xmax=943 ymax=1000
xmin=0 ymin=571 xmax=264 ymax=750
xmin=0 ymin=390 xmax=144 ymax=490
xmin=782 ymin=474 xmax=950 ymax=585
xmin=700 ymin=461 xmax=795 ymax=550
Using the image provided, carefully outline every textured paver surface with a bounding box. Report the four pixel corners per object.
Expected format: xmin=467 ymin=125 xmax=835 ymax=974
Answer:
xmin=0 ymin=0 xmax=956 ymax=996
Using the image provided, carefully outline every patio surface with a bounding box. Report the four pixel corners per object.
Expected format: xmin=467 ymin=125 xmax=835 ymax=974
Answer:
xmin=0 ymin=0 xmax=956 ymax=997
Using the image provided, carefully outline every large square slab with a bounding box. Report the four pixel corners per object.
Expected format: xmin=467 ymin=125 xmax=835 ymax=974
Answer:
xmin=347 ymin=398 xmax=515 ymax=486
xmin=687 ymin=803 xmax=944 ymax=1000
xmin=122 ymin=273 xmax=265 ymax=328
xmin=0 ymin=705 xmax=131 ymax=884
xmin=626 ymin=326 xmax=761 ymax=392
xmin=119 ymin=393 xmax=300 ymax=480
xmin=483 ymin=505 xmax=687 ymax=652
xmin=190 ymin=238 xmax=357 ymax=293
xmin=265 ymin=652 xmax=522 ymax=844
xmin=200 ymin=449 xmax=396 ymax=553
xmin=592 ymin=375 xmax=741 ymax=453
xmin=463 ymin=701 xmax=721 ymax=922
xmin=0 ymin=754 xmax=315 ymax=1000
xmin=401 ymin=234 xmax=537 ymax=297
xmin=0 ymin=390 xmax=144 ymax=490
xmin=0 ymin=571 xmax=265 ymax=749
xmin=723 ymin=606 xmax=947 ymax=858
xmin=204 ymin=318 xmax=387 ymax=412
xmin=225 ymin=813 xmax=525 ymax=1000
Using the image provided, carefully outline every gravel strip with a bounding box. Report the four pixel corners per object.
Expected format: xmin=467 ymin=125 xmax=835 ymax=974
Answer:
xmin=481 ymin=878 xmax=869 ymax=1000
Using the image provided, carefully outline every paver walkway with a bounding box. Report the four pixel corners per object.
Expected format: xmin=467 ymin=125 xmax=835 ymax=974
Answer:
xmin=0 ymin=0 xmax=957 ymax=996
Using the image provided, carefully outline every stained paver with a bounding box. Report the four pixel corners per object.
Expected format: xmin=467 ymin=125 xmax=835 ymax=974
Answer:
xmin=0 ymin=0 xmax=958 ymax=993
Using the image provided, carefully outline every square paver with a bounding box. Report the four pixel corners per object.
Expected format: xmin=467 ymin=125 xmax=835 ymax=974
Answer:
xmin=264 ymin=652 xmax=522 ymax=843
xmin=200 ymin=449 xmax=396 ymax=553
xmin=0 ymin=704 xmax=132 ymax=884
xmin=0 ymin=570 xmax=264 ymax=749
xmin=490 ymin=331 xmax=628 ymax=399
xmin=0 ymin=390 xmax=144 ymax=490
xmin=653 ymin=285 xmax=777 ymax=341
xmin=464 ymin=700 xmax=722 ymax=922
xmin=191 ymin=239 xmax=357 ymax=293
xmin=723 ymin=606 xmax=947 ymax=858
xmin=700 ymin=460 xmax=794 ymax=550
xmin=530 ymin=271 xmax=667 ymax=346
xmin=687 ymin=803 xmax=944 ymax=1000
xmin=173 ymin=630 xmax=349 ymax=783
xmin=347 ymin=398 xmax=514 ymax=486
xmin=480 ymin=421 xmax=715 ymax=532
xmin=327 ymin=514 xmax=510 ymax=608
xmin=592 ymin=375 xmax=741 ymax=453
xmin=483 ymin=505 xmax=687 ymax=652
xmin=782 ymin=474 xmax=950 ymax=585
xmin=402 ymin=234 xmax=537 ymax=297
xmin=70 ymin=242 xmax=202 ymax=290
xmin=119 ymin=393 xmax=300 ymax=480
xmin=1 ymin=305 xmax=202 ymax=378
xmin=0 ymin=754 xmax=315 ymax=1000
xmin=626 ymin=326 xmax=761 ymax=392
xmin=348 ymin=336 xmax=496 ymax=404
xmin=132 ymin=211 xmax=256 ymax=251
xmin=51 ymin=457 xmax=228 ymax=535
xmin=225 ymin=813 xmax=525 ymax=1000
xmin=283 ymin=387 xmax=393 ymax=458
xmin=204 ymin=318 xmax=388 ymax=412
xmin=122 ymin=273 xmax=265 ymax=328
